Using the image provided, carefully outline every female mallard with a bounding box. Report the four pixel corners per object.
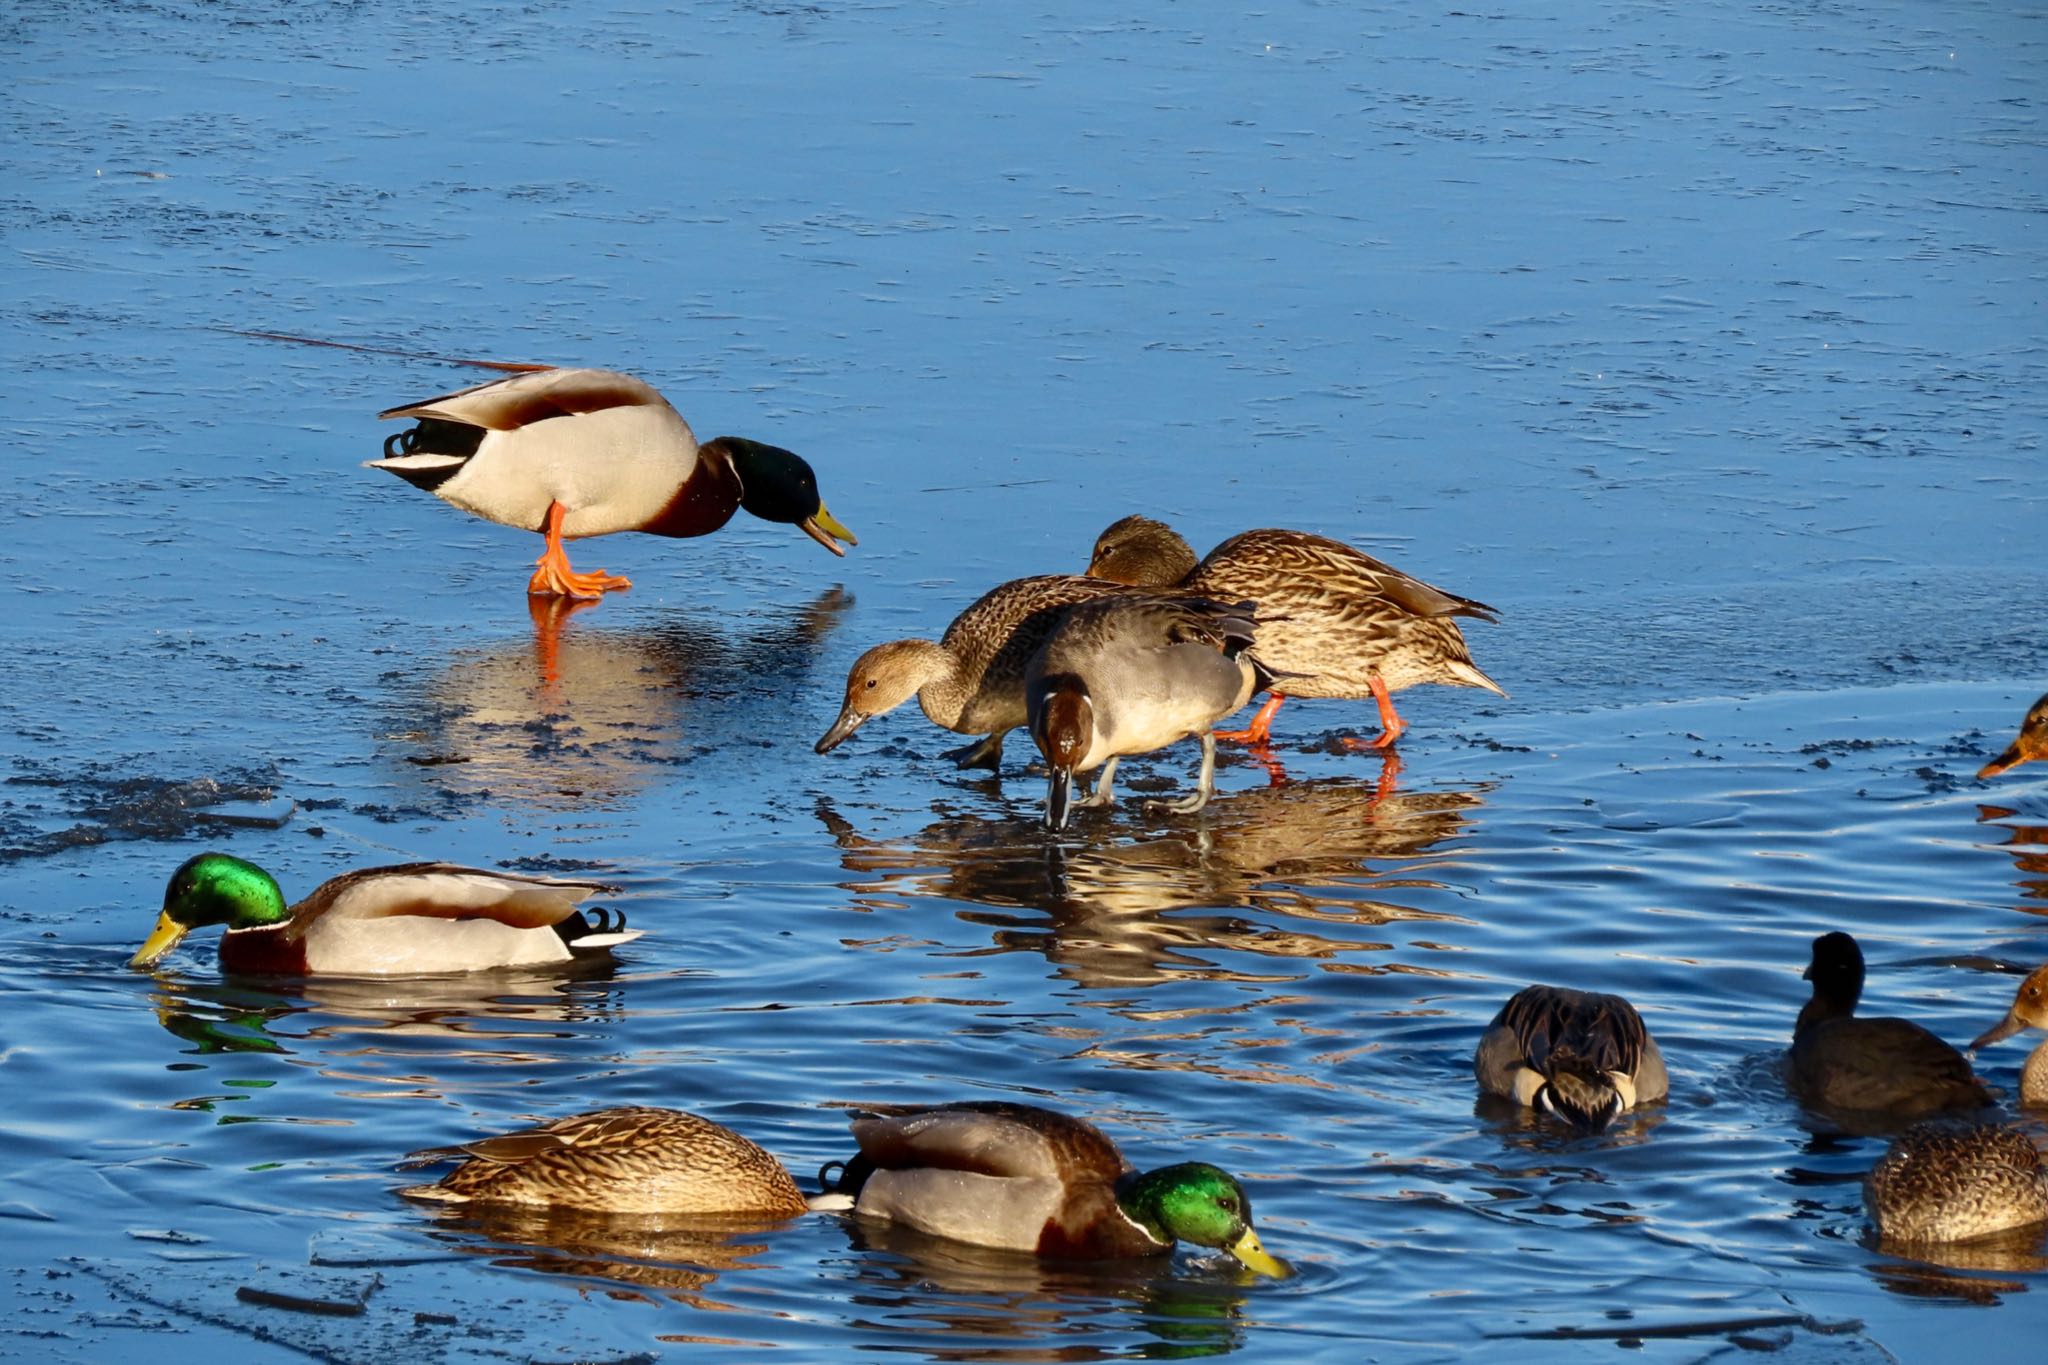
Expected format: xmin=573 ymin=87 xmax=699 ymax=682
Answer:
xmin=1025 ymin=595 xmax=1260 ymax=829
xmin=815 ymin=573 xmax=1126 ymax=770
xmin=1979 ymin=693 xmax=2048 ymax=778
xmin=1084 ymin=517 xmax=1502 ymax=748
xmin=401 ymin=1106 xmax=808 ymax=1216
xmin=1865 ymin=1120 xmax=2048 ymax=1242
xmin=130 ymin=851 xmax=640 ymax=976
xmin=369 ymin=367 xmax=856 ymax=599
xmin=1474 ymin=985 xmax=1669 ymax=1131
xmin=823 ymin=1101 xmax=1285 ymax=1276
xmin=1789 ymin=932 xmax=1991 ymax=1117
xmin=1971 ymin=964 xmax=2048 ymax=1107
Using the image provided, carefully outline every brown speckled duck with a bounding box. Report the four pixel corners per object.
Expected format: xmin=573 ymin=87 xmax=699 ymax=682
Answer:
xmin=369 ymin=367 xmax=855 ymax=599
xmin=1474 ymin=985 xmax=1669 ymax=1131
xmin=1971 ymin=964 xmax=2048 ymax=1108
xmin=1084 ymin=516 xmax=1502 ymax=748
xmin=1979 ymin=693 xmax=2048 ymax=779
xmin=823 ymin=1101 xmax=1285 ymax=1275
xmin=401 ymin=1106 xmax=811 ymax=1216
xmin=1789 ymin=932 xmax=1991 ymax=1118
xmin=815 ymin=574 xmax=1126 ymax=770
xmin=1865 ymin=1120 xmax=2048 ymax=1243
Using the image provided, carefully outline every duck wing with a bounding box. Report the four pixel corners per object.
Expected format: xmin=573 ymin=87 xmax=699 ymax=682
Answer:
xmin=1494 ymin=985 xmax=1647 ymax=1079
xmin=283 ymin=863 xmax=618 ymax=943
xmin=1199 ymin=529 xmax=1498 ymax=623
xmin=378 ymin=367 xmax=671 ymax=430
xmin=849 ymin=1101 xmax=1132 ymax=1184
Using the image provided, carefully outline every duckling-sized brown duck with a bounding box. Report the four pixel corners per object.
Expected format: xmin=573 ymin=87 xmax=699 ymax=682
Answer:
xmin=1979 ymin=693 xmax=2048 ymax=779
xmin=1865 ymin=1119 xmax=2048 ymax=1243
xmin=823 ymin=1100 xmax=1285 ymax=1276
xmin=816 ymin=575 xmax=1127 ymax=770
xmin=1084 ymin=517 xmax=1501 ymax=749
xmin=1790 ymin=932 xmax=1992 ymax=1118
xmin=1971 ymin=964 xmax=2048 ymax=1107
xmin=400 ymin=1106 xmax=811 ymax=1216
xmin=1474 ymin=985 xmax=1669 ymax=1131
xmin=1025 ymin=595 xmax=1260 ymax=830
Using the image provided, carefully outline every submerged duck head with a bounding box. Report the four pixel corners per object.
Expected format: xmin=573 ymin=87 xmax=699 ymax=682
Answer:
xmin=710 ymin=437 xmax=857 ymax=556
xmin=1117 ymin=1161 xmax=1286 ymax=1278
xmin=1027 ymin=674 xmax=1095 ymax=831
xmin=1979 ymin=693 xmax=2048 ymax=780
xmin=1972 ymin=964 xmax=2048 ymax=1049
xmin=133 ymin=852 xmax=289 ymax=968
xmin=816 ymin=640 xmax=957 ymax=753
xmin=1085 ymin=515 xmax=1199 ymax=587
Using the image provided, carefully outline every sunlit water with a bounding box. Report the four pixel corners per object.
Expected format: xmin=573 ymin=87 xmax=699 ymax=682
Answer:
xmin=3 ymin=0 xmax=2044 ymax=1360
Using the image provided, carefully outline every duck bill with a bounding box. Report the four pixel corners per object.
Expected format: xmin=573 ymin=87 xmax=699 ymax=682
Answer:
xmin=1971 ymin=1010 xmax=2027 ymax=1050
xmin=131 ymin=911 xmax=188 ymax=969
xmin=1046 ymin=767 xmax=1075 ymax=832
xmin=815 ymin=704 xmax=871 ymax=754
xmin=1226 ymin=1227 xmax=1288 ymax=1279
xmin=1977 ymin=743 xmax=2027 ymax=780
xmin=799 ymin=504 xmax=857 ymax=557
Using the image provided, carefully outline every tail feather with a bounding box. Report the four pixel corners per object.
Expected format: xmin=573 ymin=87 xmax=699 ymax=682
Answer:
xmin=1444 ymin=659 xmax=1508 ymax=698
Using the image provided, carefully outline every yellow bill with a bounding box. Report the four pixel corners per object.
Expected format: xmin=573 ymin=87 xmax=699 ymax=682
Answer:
xmin=1227 ymin=1227 xmax=1289 ymax=1279
xmin=131 ymin=910 xmax=189 ymax=969
xmin=800 ymin=503 xmax=858 ymax=556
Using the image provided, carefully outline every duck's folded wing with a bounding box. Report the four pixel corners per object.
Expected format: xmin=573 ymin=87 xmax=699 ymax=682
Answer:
xmin=850 ymin=1102 xmax=1130 ymax=1182
xmin=1497 ymin=986 xmax=1645 ymax=1077
xmin=285 ymin=863 xmax=616 ymax=941
xmin=378 ymin=367 xmax=666 ymax=429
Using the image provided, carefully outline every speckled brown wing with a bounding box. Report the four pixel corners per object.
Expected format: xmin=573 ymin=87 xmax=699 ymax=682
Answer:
xmin=937 ymin=575 xmax=1129 ymax=734
xmin=1866 ymin=1120 xmax=2048 ymax=1241
xmin=402 ymin=1106 xmax=806 ymax=1215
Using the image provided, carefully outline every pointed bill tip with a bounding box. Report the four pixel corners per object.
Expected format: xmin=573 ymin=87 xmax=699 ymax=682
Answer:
xmin=801 ymin=505 xmax=857 ymax=556
xmin=131 ymin=910 xmax=188 ymax=970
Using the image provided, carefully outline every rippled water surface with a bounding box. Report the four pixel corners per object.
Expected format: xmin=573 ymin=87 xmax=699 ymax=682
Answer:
xmin=3 ymin=1 xmax=2044 ymax=1360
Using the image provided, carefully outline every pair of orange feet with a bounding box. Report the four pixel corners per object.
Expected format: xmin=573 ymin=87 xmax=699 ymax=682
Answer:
xmin=1214 ymin=682 xmax=1405 ymax=754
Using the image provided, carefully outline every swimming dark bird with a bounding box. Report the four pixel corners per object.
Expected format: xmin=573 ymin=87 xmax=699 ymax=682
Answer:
xmin=1789 ymin=932 xmax=1991 ymax=1118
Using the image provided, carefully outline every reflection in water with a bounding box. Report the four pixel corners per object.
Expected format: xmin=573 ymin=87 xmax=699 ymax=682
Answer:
xmin=820 ymin=778 xmax=1488 ymax=991
xmin=1978 ymin=805 xmax=2048 ymax=908
xmin=384 ymin=588 xmax=851 ymax=808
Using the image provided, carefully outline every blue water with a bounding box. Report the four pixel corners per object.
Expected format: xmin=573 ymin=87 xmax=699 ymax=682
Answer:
xmin=2 ymin=0 xmax=2044 ymax=1360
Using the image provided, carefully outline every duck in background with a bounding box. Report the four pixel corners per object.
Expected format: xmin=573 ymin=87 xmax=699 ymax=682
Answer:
xmin=131 ymin=852 xmax=639 ymax=976
xmin=1788 ymin=932 xmax=1991 ymax=1119
xmin=369 ymin=367 xmax=854 ymax=599
xmin=1979 ymin=693 xmax=2048 ymax=779
xmin=816 ymin=574 xmax=1126 ymax=770
xmin=1474 ymin=985 xmax=1668 ymax=1131
xmin=820 ymin=1100 xmax=1286 ymax=1277
xmin=1971 ymin=964 xmax=2048 ymax=1107
xmin=1083 ymin=517 xmax=1501 ymax=750
xmin=1025 ymin=594 xmax=1260 ymax=830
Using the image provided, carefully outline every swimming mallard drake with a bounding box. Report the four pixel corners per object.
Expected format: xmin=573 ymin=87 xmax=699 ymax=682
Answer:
xmin=815 ymin=574 xmax=1126 ymax=770
xmin=1789 ymin=932 xmax=1992 ymax=1117
xmin=822 ymin=1101 xmax=1285 ymax=1276
xmin=1474 ymin=985 xmax=1669 ymax=1131
xmin=1980 ymin=693 xmax=2048 ymax=779
xmin=1865 ymin=1119 xmax=2048 ymax=1242
xmin=1084 ymin=517 xmax=1502 ymax=748
xmin=400 ymin=1106 xmax=809 ymax=1216
xmin=1971 ymin=964 xmax=2048 ymax=1107
xmin=368 ymin=367 xmax=855 ymax=599
xmin=130 ymin=851 xmax=640 ymax=976
xmin=1025 ymin=595 xmax=1260 ymax=829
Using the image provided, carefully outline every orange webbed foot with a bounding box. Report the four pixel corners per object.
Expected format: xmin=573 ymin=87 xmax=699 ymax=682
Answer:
xmin=1215 ymin=693 xmax=1286 ymax=747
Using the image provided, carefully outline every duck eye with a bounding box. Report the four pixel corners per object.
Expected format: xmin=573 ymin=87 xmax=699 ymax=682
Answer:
xmin=864 ymin=678 xmax=877 ymax=690
xmin=1220 ymin=1196 xmax=1240 ymax=1214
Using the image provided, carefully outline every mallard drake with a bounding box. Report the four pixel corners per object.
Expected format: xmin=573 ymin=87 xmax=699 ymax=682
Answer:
xmin=1025 ymin=595 xmax=1260 ymax=830
xmin=1971 ymin=964 xmax=2048 ymax=1107
xmin=400 ymin=1106 xmax=809 ymax=1216
xmin=1084 ymin=516 xmax=1503 ymax=749
xmin=1980 ymin=693 xmax=2048 ymax=779
xmin=815 ymin=574 xmax=1126 ymax=770
xmin=1865 ymin=1119 xmax=2048 ymax=1242
xmin=368 ymin=367 xmax=855 ymax=599
xmin=1474 ymin=985 xmax=1669 ymax=1131
xmin=130 ymin=851 xmax=640 ymax=976
xmin=822 ymin=1101 xmax=1285 ymax=1276
xmin=1789 ymin=932 xmax=1991 ymax=1117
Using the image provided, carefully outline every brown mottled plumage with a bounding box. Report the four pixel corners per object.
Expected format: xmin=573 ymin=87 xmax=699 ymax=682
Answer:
xmin=1474 ymin=985 xmax=1669 ymax=1130
xmin=1789 ymin=933 xmax=1992 ymax=1119
xmin=1866 ymin=1120 xmax=2048 ymax=1242
xmin=1084 ymin=517 xmax=1502 ymax=747
xmin=816 ymin=574 xmax=1129 ymax=769
xmin=400 ymin=1106 xmax=808 ymax=1216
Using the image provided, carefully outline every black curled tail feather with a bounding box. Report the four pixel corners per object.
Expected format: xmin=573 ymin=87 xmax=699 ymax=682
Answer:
xmin=818 ymin=1153 xmax=875 ymax=1198
xmin=555 ymin=906 xmax=627 ymax=946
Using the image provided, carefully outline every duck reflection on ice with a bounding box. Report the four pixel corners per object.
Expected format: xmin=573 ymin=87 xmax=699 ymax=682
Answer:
xmin=1977 ymin=804 xmax=2048 ymax=909
xmin=383 ymin=587 xmax=851 ymax=808
xmin=818 ymin=778 xmax=1487 ymax=990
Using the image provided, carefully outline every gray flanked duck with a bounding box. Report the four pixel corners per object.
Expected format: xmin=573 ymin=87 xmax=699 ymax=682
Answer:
xmin=1083 ymin=516 xmax=1502 ymax=749
xmin=1789 ymin=932 xmax=1991 ymax=1118
xmin=369 ymin=367 xmax=855 ymax=599
xmin=1474 ymin=985 xmax=1669 ymax=1131
xmin=1024 ymin=594 xmax=1260 ymax=830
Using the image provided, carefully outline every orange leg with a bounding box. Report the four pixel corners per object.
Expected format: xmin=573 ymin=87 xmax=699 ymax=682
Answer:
xmin=1216 ymin=693 xmax=1287 ymax=746
xmin=527 ymin=502 xmax=632 ymax=600
xmin=1338 ymin=675 xmax=1406 ymax=752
